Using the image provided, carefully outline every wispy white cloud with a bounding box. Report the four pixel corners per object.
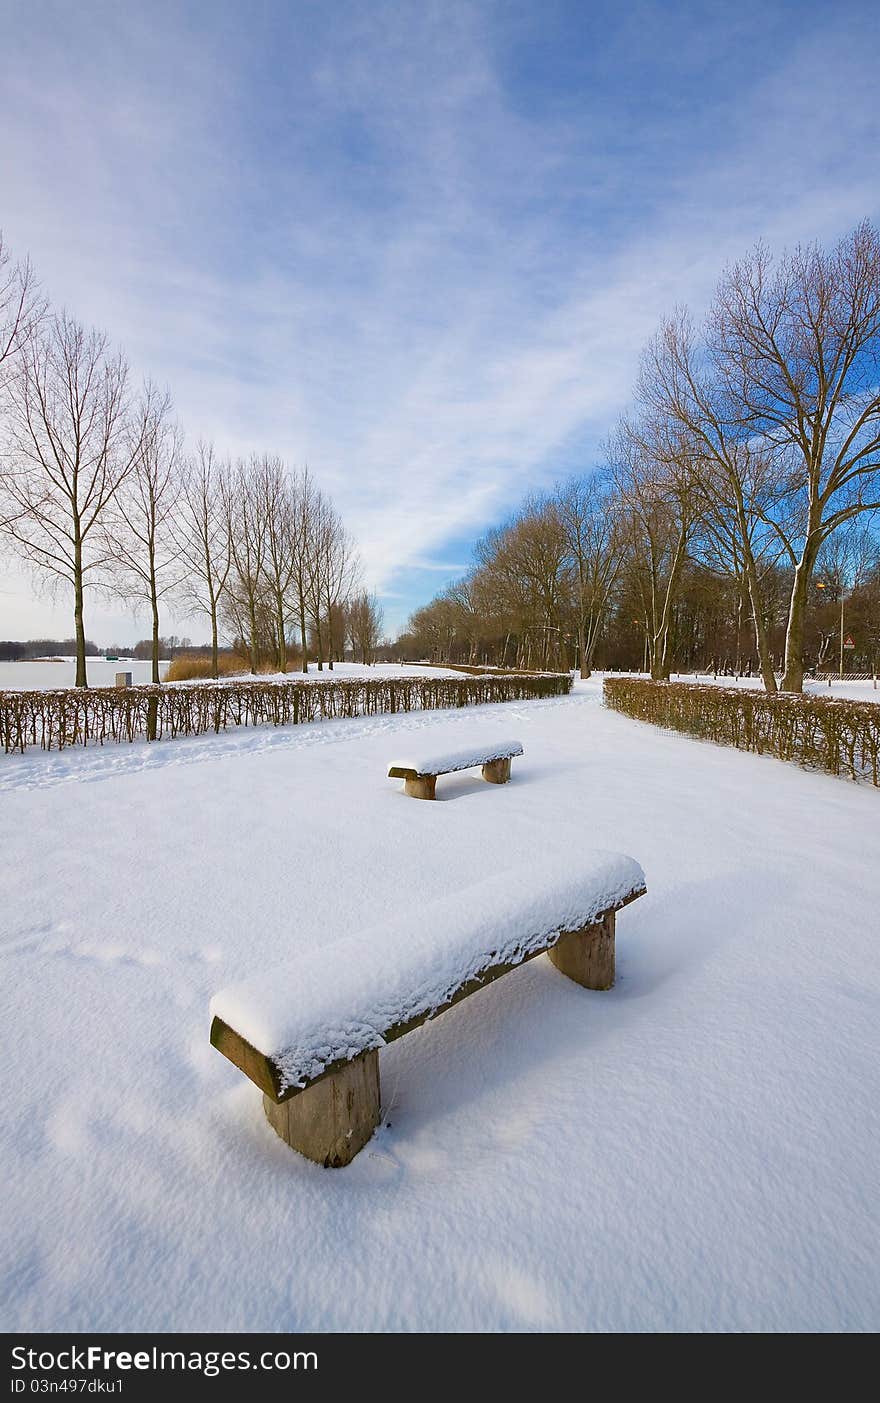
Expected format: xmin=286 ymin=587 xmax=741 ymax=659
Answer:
xmin=0 ymin=1 xmax=878 ymax=639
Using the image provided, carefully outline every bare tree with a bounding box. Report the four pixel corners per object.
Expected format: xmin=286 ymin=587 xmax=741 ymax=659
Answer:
xmin=289 ymin=467 xmax=320 ymax=673
xmin=317 ymin=499 xmax=359 ymax=670
xmin=474 ymin=522 xmax=536 ymax=667
xmin=556 ymin=472 xmax=621 ymax=678
xmin=639 ymin=313 xmax=784 ymax=691
xmin=0 ymin=233 xmax=43 ymax=394
xmin=445 ymin=574 xmax=485 ymax=664
xmin=226 ymin=456 xmax=268 ymax=673
xmin=305 ymin=488 xmax=329 ymax=670
xmin=0 ymin=313 xmax=142 ymax=686
xmin=610 ymin=417 xmax=698 ymax=680
xmin=711 ymin=221 xmax=880 ymax=691
xmin=495 ymin=499 xmax=569 ymax=668
xmin=348 ymin=589 xmax=384 ymax=664
xmin=254 ymin=453 xmax=297 ymax=672
xmin=175 ymin=442 xmax=232 ymax=679
xmin=106 ymin=384 xmax=182 ymax=683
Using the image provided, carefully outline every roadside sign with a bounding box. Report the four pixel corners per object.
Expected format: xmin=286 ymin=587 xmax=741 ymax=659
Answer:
xmin=843 ymin=636 xmax=856 ymax=649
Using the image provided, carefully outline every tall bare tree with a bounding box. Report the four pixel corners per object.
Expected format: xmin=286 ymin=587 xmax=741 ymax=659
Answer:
xmin=0 ymin=313 xmax=141 ymax=686
xmin=255 ymin=453 xmax=297 ymax=672
xmin=317 ymin=499 xmax=359 ymax=670
xmin=610 ymin=418 xmax=698 ymax=680
xmin=445 ymin=574 xmax=485 ymax=664
xmin=227 ymin=456 xmax=268 ymax=673
xmin=556 ymin=472 xmax=621 ymax=678
xmin=106 ymin=384 xmax=182 ymax=683
xmin=0 ymin=233 xmax=43 ymax=394
xmin=639 ymin=313 xmax=783 ymax=692
xmin=711 ymin=221 xmax=880 ymax=691
xmin=347 ymin=589 xmax=384 ymax=664
xmin=494 ymin=499 xmax=569 ymax=668
xmin=175 ymin=442 xmax=232 ymax=679
xmin=289 ymin=467 xmax=320 ymax=673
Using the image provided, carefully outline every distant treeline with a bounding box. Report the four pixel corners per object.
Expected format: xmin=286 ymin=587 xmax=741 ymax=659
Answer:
xmin=0 ymin=636 xmax=220 ymax=663
xmin=0 ymin=638 xmax=101 ymax=661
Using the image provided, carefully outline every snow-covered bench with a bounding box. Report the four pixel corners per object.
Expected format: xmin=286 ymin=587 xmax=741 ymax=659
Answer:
xmin=209 ymin=851 xmax=647 ymax=1167
xmin=388 ymin=738 xmax=524 ymax=799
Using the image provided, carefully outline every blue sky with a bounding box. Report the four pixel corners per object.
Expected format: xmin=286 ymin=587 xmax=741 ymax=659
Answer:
xmin=1 ymin=0 xmax=879 ymax=642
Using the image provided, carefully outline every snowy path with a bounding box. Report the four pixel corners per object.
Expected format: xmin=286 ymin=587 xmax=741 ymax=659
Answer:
xmin=1 ymin=680 xmax=878 ymax=1331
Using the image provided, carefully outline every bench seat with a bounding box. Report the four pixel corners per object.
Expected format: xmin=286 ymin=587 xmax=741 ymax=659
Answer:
xmin=210 ymin=850 xmax=646 ymax=1167
xmin=388 ymin=738 xmax=524 ymax=798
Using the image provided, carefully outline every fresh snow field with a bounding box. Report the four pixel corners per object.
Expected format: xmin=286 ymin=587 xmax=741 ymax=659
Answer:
xmin=167 ymin=661 xmax=462 ymax=688
xmin=1 ymin=677 xmax=878 ymax=1332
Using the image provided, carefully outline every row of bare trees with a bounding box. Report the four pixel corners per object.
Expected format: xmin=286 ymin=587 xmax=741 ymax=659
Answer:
xmin=0 ymin=234 xmax=379 ymax=686
xmin=399 ymin=221 xmax=880 ymax=691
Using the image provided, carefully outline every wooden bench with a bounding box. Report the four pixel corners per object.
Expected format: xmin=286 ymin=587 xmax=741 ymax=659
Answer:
xmin=210 ymin=852 xmax=647 ymax=1167
xmin=388 ymin=739 xmax=524 ymax=799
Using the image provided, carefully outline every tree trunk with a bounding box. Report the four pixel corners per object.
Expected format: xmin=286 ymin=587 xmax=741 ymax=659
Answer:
xmin=299 ymin=600 xmax=308 ymax=674
xmin=650 ymin=632 xmax=670 ymax=681
xmin=584 ymin=626 xmax=604 ymax=677
xmin=275 ymin=594 xmax=287 ymax=673
xmin=150 ymin=588 xmax=161 ymax=685
xmin=248 ymin=599 xmax=258 ymax=674
xmin=745 ymin=565 xmax=777 ymax=695
xmin=325 ymin=594 xmax=334 ymax=670
xmin=781 ymin=550 xmax=818 ymax=693
xmin=145 ymin=586 xmax=161 ymax=740
xmin=578 ymin=618 xmax=589 ymax=679
xmin=210 ymin=602 xmax=219 ymax=680
xmin=650 ymin=607 xmax=672 ymax=680
xmin=73 ymin=534 xmax=87 ymax=688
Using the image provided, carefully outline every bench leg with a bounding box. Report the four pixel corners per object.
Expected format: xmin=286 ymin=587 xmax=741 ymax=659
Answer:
xmin=263 ymin=1050 xmax=381 ymax=1167
xmin=481 ymin=757 xmax=511 ymax=784
xmin=404 ymin=774 xmax=437 ymax=799
xmin=548 ymin=910 xmax=615 ymax=990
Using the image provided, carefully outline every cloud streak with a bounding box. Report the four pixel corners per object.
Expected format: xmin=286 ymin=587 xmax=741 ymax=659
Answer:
xmin=1 ymin=0 xmax=878 ymax=639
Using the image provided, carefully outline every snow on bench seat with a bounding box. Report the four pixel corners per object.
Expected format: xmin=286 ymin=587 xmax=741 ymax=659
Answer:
xmin=388 ymin=738 xmax=524 ymax=798
xmin=210 ymin=850 xmax=646 ymax=1165
xmin=388 ymin=739 xmax=524 ymax=779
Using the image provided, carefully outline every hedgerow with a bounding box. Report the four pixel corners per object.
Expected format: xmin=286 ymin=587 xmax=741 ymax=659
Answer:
xmin=0 ymin=672 xmax=572 ymax=754
xmin=603 ymin=677 xmax=880 ymax=786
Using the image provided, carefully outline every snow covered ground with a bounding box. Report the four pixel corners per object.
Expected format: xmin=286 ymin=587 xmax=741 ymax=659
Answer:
xmin=1 ymin=678 xmax=878 ymax=1332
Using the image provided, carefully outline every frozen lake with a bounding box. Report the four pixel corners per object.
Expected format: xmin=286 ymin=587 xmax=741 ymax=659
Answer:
xmin=0 ymin=658 xmax=170 ymax=690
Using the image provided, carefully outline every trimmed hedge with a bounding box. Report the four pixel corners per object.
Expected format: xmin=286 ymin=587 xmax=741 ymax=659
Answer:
xmin=603 ymin=677 xmax=880 ymax=787
xmin=0 ymin=671 xmax=572 ymax=754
